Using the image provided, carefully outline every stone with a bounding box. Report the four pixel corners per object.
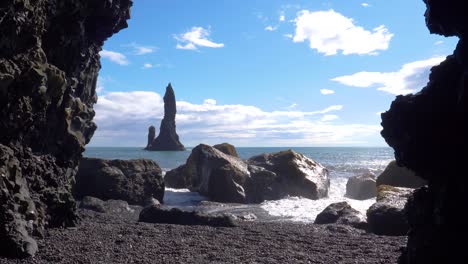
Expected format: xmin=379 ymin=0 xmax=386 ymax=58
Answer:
xmin=213 ymin=143 xmax=240 ymax=158
xmin=380 ymin=1 xmax=468 ymax=262
xmin=247 ymin=150 xmax=330 ymax=200
xmin=0 ymin=0 xmax=132 ymax=258
xmin=145 ymin=83 xmax=185 ymax=151
xmin=315 ymin=202 xmax=367 ymax=229
xmin=74 ymin=158 xmax=165 ymax=205
xmin=138 ymin=205 xmax=236 ymax=227
xmin=366 ymin=185 xmax=413 ymax=236
xmin=345 ymin=172 xmax=377 ymax=200
xmin=146 ymin=126 xmax=156 ymax=149
xmin=79 ymin=196 xmax=107 ymax=213
xmin=377 ymin=161 xmax=426 ymax=188
xmin=166 ymin=146 xmax=330 ymax=203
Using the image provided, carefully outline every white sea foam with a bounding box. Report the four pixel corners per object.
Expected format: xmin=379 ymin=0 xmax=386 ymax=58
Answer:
xmin=260 ymin=177 xmax=375 ymax=223
xmin=164 ymin=188 xmax=206 ymax=206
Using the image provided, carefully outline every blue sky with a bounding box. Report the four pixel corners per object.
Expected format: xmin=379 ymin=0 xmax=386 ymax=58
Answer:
xmin=90 ymin=0 xmax=457 ymax=147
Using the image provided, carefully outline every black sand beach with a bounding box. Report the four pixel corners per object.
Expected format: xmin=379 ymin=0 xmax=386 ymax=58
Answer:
xmin=0 ymin=207 xmax=406 ymax=264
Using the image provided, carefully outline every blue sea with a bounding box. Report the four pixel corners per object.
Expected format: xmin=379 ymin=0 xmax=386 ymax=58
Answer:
xmin=84 ymin=147 xmax=394 ymax=223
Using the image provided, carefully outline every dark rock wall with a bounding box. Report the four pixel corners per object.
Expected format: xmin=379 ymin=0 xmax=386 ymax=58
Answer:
xmin=0 ymin=0 xmax=132 ymax=258
xmin=381 ymin=0 xmax=467 ymax=262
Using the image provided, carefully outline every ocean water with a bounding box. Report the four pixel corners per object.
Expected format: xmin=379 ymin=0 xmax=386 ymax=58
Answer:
xmin=84 ymin=147 xmax=394 ymax=223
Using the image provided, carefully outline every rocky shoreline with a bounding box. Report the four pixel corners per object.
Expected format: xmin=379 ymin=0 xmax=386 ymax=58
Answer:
xmin=0 ymin=207 xmax=406 ymax=264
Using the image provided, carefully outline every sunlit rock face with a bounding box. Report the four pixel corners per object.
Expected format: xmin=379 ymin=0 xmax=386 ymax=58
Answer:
xmin=381 ymin=0 xmax=468 ymax=262
xmin=0 ymin=0 xmax=132 ymax=258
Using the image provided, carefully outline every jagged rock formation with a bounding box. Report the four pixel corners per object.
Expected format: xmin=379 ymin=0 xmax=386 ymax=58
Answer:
xmin=165 ymin=145 xmax=329 ymax=203
xmin=145 ymin=83 xmax=185 ymax=151
xmin=74 ymin=158 xmax=165 ymax=205
xmin=381 ymin=0 xmax=468 ymax=262
xmin=0 ymin=0 xmax=132 ymax=258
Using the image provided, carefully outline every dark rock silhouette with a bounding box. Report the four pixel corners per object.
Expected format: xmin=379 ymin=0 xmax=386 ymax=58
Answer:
xmin=380 ymin=0 xmax=468 ymax=262
xmin=0 ymin=0 xmax=132 ymax=258
xmin=139 ymin=205 xmax=236 ymax=227
xmin=74 ymin=158 xmax=165 ymax=205
xmin=145 ymin=83 xmax=185 ymax=151
xmin=146 ymin=126 xmax=156 ymax=149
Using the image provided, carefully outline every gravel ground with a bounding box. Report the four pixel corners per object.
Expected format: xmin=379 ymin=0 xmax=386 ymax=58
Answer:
xmin=0 ymin=207 xmax=406 ymax=264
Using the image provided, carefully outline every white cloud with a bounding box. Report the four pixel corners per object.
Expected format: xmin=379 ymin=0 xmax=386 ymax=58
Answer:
xmin=90 ymin=91 xmax=380 ymax=147
xmin=361 ymin=3 xmax=370 ymax=7
xmin=125 ymin=43 xmax=157 ymax=55
xmin=279 ymin=15 xmax=285 ymax=22
xmin=434 ymin=40 xmax=444 ymax=45
xmin=284 ymin=34 xmax=293 ymax=39
xmin=175 ymin=27 xmax=224 ymax=50
xmin=96 ymin=77 xmax=104 ymax=94
xmin=143 ymin=63 xmax=153 ymax=69
xmin=320 ymin=89 xmax=335 ymax=95
xmin=332 ymin=56 xmax=446 ymax=95
xmin=265 ymin=25 xmax=278 ymax=32
xmin=99 ymin=50 xmax=129 ymax=65
xmin=292 ymin=10 xmax=393 ymax=55
xmin=321 ymin=115 xmax=339 ymax=122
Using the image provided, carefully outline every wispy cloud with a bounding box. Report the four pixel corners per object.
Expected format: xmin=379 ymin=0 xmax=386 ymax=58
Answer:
xmin=175 ymin=27 xmax=224 ymax=51
xmin=99 ymin=50 xmax=129 ymax=65
xmin=125 ymin=43 xmax=157 ymax=55
xmin=320 ymin=89 xmax=335 ymax=95
xmin=279 ymin=15 xmax=285 ymax=22
xmin=292 ymin=9 xmax=393 ymax=56
xmin=332 ymin=56 xmax=446 ymax=95
xmin=91 ymin=91 xmax=380 ymax=147
xmin=361 ymin=3 xmax=370 ymax=7
xmin=142 ymin=63 xmax=153 ymax=69
xmin=434 ymin=40 xmax=444 ymax=45
xmin=265 ymin=25 xmax=278 ymax=32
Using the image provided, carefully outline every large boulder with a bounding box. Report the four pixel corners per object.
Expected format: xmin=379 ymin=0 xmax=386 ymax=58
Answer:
xmin=74 ymin=158 xmax=164 ymax=205
xmin=346 ymin=173 xmax=377 ymax=200
xmin=247 ymin=150 xmax=329 ymax=200
xmin=145 ymin=83 xmax=185 ymax=151
xmin=213 ymin=143 xmax=240 ymax=158
xmin=366 ymin=185 xmax=413 ymax=236
xmin=139 ymin=205 xmax=236 ymax=227
xmin=244 ymin=165 xmax=284 ymax=203
xmin=0 ymin=0 xmax=132 ymax=258
xmin=167 ymin=144 xmax=250 ymax=203
xmin=315 ymin=202 xmax=366 ymax=229
xmin=377 ymin=161 xmax=426 ymax=188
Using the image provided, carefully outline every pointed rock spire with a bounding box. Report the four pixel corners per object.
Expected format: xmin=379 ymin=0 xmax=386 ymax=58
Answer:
xmin=145 ymin=83 xmax=185 ymax=151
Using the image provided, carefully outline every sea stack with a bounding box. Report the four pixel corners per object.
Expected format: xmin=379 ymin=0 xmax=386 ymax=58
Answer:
xmin=145 ymin=83 xmax=185 ymax=151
